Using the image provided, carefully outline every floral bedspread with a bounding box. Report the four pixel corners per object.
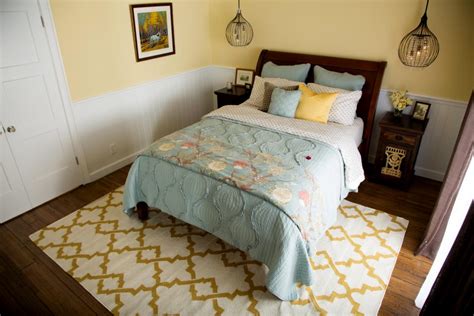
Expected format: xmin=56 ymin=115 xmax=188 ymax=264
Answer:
xmin=123 ymin=112 xmax=349 ymax=300
xmin=142 ymin=117 xmax=345 ymax=244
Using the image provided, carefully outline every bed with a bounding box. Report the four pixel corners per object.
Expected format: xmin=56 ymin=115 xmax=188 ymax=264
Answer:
xmin=123 ymin=50 xmax=386 ymax=300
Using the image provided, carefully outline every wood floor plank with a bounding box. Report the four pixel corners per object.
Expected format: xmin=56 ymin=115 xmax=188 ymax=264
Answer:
xmin=0 ymin=247 xmax=53 ymax=315
xmin=0 ymin=226 xmax=35 ymax=269
xmin=23 ymin=240 xmax=110 ymax=315
xmin=21 ymin=261 xmax=97 ymax=315
xmin=0 ymin=164 xmax=440 ymax=315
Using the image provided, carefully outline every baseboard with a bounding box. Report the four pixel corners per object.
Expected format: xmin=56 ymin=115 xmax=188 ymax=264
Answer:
xmin=414 ymin=167 xmax=445 ymax=182
xmin=87 ymin=150 xmax=142 ymax=183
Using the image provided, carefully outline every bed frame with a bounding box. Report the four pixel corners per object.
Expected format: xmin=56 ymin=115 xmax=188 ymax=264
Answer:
xmin=255 ymin=50 xmax=386 ymax=162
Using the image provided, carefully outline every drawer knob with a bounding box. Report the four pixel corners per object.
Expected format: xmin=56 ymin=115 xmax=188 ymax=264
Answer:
xmin=395 ymin=135 xmax=403 ymax=141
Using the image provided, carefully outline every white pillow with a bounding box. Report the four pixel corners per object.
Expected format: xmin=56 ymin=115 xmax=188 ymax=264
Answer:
xmin=308 ymin=83 xmax=362 ymax=126
xmin=248 ymin=76 xmax=303 ymax=111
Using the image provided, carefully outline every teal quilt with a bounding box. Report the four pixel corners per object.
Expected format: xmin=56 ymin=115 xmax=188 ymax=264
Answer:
xmin=123 ymin=116 xmax=348 ymax=300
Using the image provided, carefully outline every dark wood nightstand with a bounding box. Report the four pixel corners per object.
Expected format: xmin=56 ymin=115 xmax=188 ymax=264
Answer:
xmin=214 ymin=86 xmax=251 ymax=108
xmin=374 ymin=112 xmax=428 ymax=189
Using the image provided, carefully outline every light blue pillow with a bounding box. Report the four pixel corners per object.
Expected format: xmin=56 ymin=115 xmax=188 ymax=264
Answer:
xmin=267 ymin=88 xmax=302 ymax=118
xmin=314 ymin=65 xmax=366 ymax=91
xmin=262 ymin=61 xmax=310 ymax=82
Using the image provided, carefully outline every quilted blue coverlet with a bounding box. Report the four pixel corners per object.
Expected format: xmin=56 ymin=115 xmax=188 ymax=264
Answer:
xmin=123 ymin=116 xmax=348 ymax=300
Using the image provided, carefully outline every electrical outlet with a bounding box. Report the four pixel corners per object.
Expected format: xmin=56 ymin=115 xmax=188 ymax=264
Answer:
xmin=109 ymin=143 xmax=117 ymax=155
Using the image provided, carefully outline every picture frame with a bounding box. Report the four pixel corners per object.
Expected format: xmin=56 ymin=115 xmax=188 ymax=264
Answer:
xmin=130 ymin=3 xmax=175 ymax=62
xmin=412 ymin=101 xmax=431 ymax=121
xmin=235 ymin=68 xmax=255 ymax=86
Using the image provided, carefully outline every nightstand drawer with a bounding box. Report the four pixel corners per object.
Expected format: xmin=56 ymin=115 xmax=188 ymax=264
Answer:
xmin=382 ymin=131 xmax=416 ymax=146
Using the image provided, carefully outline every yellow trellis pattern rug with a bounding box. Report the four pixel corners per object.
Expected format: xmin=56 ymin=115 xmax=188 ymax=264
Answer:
xmin=30 ymin=188 xmax=408 ymax=315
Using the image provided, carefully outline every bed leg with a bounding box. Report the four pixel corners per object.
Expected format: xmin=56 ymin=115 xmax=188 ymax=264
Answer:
xmin=136 ymin=202 xmax=149 ymax=221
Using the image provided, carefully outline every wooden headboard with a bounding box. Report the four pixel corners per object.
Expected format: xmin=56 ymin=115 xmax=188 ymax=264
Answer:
xmin=255 ymin=49 xmax=386 ymax=162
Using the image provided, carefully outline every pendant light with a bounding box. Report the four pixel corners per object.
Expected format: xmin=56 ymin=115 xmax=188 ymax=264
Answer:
xmin=225 ymin=0 xmax=253 ymax=46
xmin=398 ymin=0 xmax=439 ymax=67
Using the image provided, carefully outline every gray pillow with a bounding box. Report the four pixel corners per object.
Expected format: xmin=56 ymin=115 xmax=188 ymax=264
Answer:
xmin=268 ymin=88 xmax=302 ymax=118
xmin=262 ymin=61 xmax=311 ymax=82
xmin=314 ymin=65 xmax=366 ymax=91
xmin=262 ymin=82 xmax=298 ymax=111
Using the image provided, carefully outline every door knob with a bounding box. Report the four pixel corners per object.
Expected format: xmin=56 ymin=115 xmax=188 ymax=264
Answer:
xmin=7 ymin=126 xmax=16 ymax=133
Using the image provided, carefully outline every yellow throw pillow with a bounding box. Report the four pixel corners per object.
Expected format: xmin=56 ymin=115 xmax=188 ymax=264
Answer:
xmin=295 ymin=84 xmax=338 ymax=123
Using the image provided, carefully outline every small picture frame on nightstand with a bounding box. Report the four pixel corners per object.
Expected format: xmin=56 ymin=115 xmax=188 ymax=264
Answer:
xmin=235 ymin=68 xmax=255 ymax=87
xmin=412 ymin=101 xmax=431 ymax=121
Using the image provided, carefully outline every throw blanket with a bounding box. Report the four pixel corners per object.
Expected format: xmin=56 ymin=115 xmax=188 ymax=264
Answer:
xmin=123 ymin=105 xmax=363 ymax=300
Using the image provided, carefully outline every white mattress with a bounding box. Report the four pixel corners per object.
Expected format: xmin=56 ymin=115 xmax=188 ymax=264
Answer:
xmin=327 ymin=117 xmax=364 ymax=146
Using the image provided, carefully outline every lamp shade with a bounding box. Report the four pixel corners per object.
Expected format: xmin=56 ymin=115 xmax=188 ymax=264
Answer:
xmin=398 ymin=0 xmax=439 ymax=67
xmin=225 ymin=1 xmax=253 ymax=46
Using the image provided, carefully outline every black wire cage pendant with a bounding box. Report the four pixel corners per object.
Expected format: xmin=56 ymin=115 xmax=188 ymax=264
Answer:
xmin=226 ymin=0 xmax=253 ymax=46
xmin=398 ymin=0 xmax=439 ymax=67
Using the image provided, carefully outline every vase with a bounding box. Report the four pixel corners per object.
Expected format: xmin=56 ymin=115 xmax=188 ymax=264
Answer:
xmin=393 ymin=109 xmax=403 ymax=118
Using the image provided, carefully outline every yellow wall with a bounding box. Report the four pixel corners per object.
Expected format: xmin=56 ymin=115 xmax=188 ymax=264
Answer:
xmin=51 ymin=0 xmax=212 ymax=101
xmin=52 ymin=0 xmax=473 ymax=102
xmin=210 ymin=0 xmax=474 ymax=102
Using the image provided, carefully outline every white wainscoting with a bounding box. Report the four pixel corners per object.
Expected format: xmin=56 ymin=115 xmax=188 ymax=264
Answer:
xmin=209 ymin=66 xmax=467 ymax=181
xmin=74 ymin=65 xmax=466 ymax=183
xmin=73 ymin=67 xmax=215 ymax=182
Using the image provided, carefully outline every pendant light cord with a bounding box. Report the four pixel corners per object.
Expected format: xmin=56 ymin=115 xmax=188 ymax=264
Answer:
xmin=421 ymin=0 xmax=429 ymax=23
xmin=424 ymin=0 xmax=430 ymax=14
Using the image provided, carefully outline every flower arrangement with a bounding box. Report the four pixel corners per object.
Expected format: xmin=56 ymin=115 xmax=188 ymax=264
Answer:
xmin=390 ymin=90 xmax=414 ymax=116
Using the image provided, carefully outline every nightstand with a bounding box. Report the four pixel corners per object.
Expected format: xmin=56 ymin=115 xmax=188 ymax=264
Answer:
xmin=374 ymin=112 xmax=428 ymax=189
xmin=214 ymin=86 xmax=251 ymax=108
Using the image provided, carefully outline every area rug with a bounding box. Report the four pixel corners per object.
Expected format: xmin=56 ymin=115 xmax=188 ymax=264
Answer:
xmin=30 ymin=187 xmax=408 ymax=315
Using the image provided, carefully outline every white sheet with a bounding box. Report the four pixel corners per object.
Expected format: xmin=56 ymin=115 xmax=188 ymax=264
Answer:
xmin=205 ymin=103 xmax=365 ymax=190
xmin=327 ymin=117 xmax=364 ymax=146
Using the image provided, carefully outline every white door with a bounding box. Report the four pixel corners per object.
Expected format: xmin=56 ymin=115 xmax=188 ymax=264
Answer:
xmin=0 ymin=124 xmax=32 ymax=222
xmin=0 ymin=0 xmax=82 ymax=221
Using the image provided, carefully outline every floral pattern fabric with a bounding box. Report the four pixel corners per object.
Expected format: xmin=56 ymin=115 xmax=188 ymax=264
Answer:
xmin=142 ymin=117 xmax=345 ymax=247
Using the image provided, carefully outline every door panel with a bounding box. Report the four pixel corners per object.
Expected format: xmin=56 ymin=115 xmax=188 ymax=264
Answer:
xmin=0 ymin=11 xmax=39 ymax=67
xmin=0 ymin=0 xmax=81 ymax=220
xmin=0 ymin=129 xmax=32 ymax=222
xmin=3 ymin=75 xmax=56 ymax=138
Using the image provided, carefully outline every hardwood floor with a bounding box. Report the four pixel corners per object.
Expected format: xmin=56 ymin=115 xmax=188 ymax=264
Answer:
xmin=0 ymin=165 xmax=440 ymax=315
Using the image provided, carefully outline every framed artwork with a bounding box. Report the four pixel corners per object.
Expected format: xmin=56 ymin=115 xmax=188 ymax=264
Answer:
xmin=235 ymin=68 xmax=255 ymax=86
xmin=130 ymin=3 xmax=175 ymax=62
xmin=412 ymin=101 xmax=431 ymax=121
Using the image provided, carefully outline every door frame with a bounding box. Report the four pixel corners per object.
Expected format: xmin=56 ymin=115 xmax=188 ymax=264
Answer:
xmin=37 ymin=0 xmax=90 ymax=183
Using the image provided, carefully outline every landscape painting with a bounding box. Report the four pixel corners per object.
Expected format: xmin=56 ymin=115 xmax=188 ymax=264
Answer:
xmin=130 ymin=3 xmax=175 ymax=62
